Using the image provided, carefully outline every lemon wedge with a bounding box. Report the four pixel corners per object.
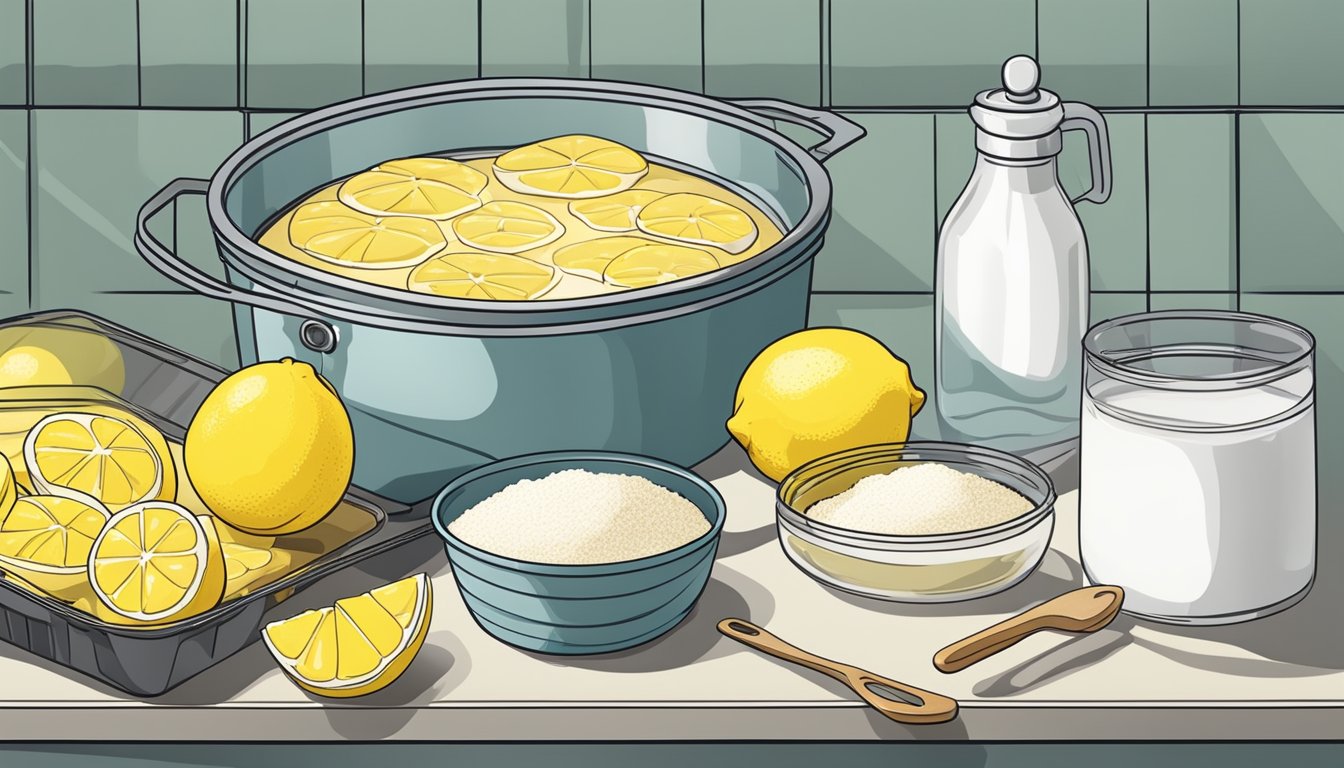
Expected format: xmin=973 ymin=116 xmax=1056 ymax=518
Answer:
xmin=493 ymin=135 xmax=648 ymax=199
xmin=568 ymin=190 xmax=665 ymax=232
xmin=23 ymin=410 xmax=175 ymax=512
xmin=603 ymin=244 xmax=720 ymax=289
xmin=636 ymin=192 xmax=758 ymax=254
xmin=0 ymin=494 xmax=109 ymax=600
xmin=552 ymin=236 xmax=661 ymax=281
xmin=338 ymin=157 xmax=487 ymax=220
xmin=451 ymin=201 xmax=564 ymax=254
xmin=408 ymin=251 xmax=559 ymax=300
xmin=87 ymin=501 xmax=225 ymax=625
xmin=289 ymin=201 xmax=446 ymax=270
xmin=262 ymin=572 xmax=432 ymax=698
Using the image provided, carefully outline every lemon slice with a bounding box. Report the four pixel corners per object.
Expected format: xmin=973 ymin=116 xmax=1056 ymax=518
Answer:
xmin=493 ymin=135 xmax=648 ymax=199
xmin=23 ymin=410 xmax=175 ymax=512
xmin=338 ymin=157 xmax=487 ymax=220
xmin=289 ymin=201 xmax=446 ymax=270
xmin=636 ymin=192 xmax=759 ymax=254
xmin=568 ymin=190 xmax=665 ymax=232
xmin=87 ymin=501 xmax=225 ymax=625
xmin=221 ymin=535 xmax=291 ymax=599
xmin=0 ymin=494 xmax=109 ymax=600
xmin=407 ymin=251 xmax=559 ymax=301
xmin=263 ymin=572 xmax=433 ymax=698
xmin=451 ymin=201 xmax=565 ymax=254
xmin=552 ymin=236 xmax=659 ymax=281
xmin=603 ymin=244 xmax=720 ymax=289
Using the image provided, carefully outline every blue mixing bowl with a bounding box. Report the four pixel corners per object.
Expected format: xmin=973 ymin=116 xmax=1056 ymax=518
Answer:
xmin=432 ymin=451 xmax=726 ymax=655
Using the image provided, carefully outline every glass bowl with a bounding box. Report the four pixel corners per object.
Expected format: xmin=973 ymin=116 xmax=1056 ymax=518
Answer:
xmin=776 ymin=442 xmax=1057 ymax=603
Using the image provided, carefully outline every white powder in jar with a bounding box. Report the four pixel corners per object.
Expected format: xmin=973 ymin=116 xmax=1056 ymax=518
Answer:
xmin=448 ymin=468 xmax=711 ymax=564
xmin=806 ymin=463 xmax=1032 ymax=535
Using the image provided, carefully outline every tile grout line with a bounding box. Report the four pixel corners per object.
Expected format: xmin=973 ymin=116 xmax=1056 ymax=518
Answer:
xmin=239 ymin=0 xmax=247 ymax=112
xmin=24 ymin=0 xmax=33 ymax=309
xmin=359 ymin=0 xmax=367 ymax=95
xmin=134 ymin=0 xmax=143 ymax=107
xmin=699 ymin=0 xmax=706 ymax=94
xmin=1144 ymin=0 xmax=1150 ymax=109
xmin=824 ymin=0 xmax=831 ymax=108
xmin=1143 ymin=113 xmax=1151 ymax=311
xmin=1233 ymin=0 xmax=1242 ymax=308
xmin=476 ymin=0 xmax=483 ymax=76
xmin=819 ymin=0 xmax=828 ymax=107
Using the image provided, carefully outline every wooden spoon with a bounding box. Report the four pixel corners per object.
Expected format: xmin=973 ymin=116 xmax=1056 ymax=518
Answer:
xmin=933 ymin=585 xmax=1125 ymax=674
xmin=718 ymin=618 xmax=959 ymax=725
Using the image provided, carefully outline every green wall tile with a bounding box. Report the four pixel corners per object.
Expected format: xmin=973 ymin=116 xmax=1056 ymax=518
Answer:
xmin=934 ymin=111 xmax=975 ymax=228
xmin=1148 ymin=114 xmax=1234 ymax=291
xmin=705 ymin=0 xmax=820 ymax=105
xmin=364 ymin=0 xmax=478 ymax=94
xmin=139 ymin=0 xmax=237 ymax=107
xmin=246 ymin=0 xmax=362 ymax=109
xmin=1059 ymin=113 xmax=1146 ymax=291
xmin=481 ymin=0 xmax=589 ymax=78
xmin=1242 ymin=0 xmax=1344 ymax=105
xmin=31 ymin=110 xmax=244 ymax=304
xmin=1148 ymin=0 xmax=1237 ymax=106
xmin=0 ymin=0 xmax=24 ymax=105
xmin=831 ymin=0 xmax=1034 ymax=107
xmin=33 ymin=0 xmax=138 ymax=106
xmin=1038 ymin=0 xmax=1146 ymax=107
xmin=591 ymin=0 xmax=700 ymax=92
xmin=246 ymin=111 xmax=301 ymax=140
xmin=814 ymin=113 xmax=933 ymax=292
xmin=1089 ymin=292 xmax=1146 ymax=326
xmin=1148 ymin=293 xmax=1237 ymax=311
xmin=81 ymin=292 xmax=238 ymax=367
xmin=0 ymin=110 xmax=26 ymax=315
xmin=1240 ymin=114 xmax=1344 ymax=291
xmin=807 ymin=292 xmax=935 ymax=435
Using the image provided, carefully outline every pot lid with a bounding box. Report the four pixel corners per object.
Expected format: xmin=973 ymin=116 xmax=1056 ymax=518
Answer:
xmin=970 ymin=56 xmax=1064 ymax=140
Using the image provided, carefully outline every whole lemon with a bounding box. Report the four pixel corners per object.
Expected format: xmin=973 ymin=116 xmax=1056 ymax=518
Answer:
xmin=0 ymin=324 xmax=125 ymax=393
xmin=727 ymin=328 xmax=925 ymax=481
xmin=185 ymin=358 xmax=353 ymax=535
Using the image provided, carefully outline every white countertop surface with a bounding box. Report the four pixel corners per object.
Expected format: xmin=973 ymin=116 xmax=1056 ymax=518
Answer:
xmin=1 ymin=444 xmax=1341 ymax=742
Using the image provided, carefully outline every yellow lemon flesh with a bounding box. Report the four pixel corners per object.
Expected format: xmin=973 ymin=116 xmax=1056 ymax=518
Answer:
xmin=568 ymin=190 xmax=665 ymax=231
xmin=493 ymin=135 xmax=648 ymax=199
xmin=185 ymin=358 xmax=354 ymax=536
xmin=289 ymin=201 xmax=446 ymax=269
xmin=220 ymin=533 xmax=291 ymax=599
xmin=727 ymin=328 xmax=926 ymax=482
xmin=87 ymin=501 xmax=225 ymax=625
xmin=603 ymin=244 xmax=719 ymax=289
xmin=407 ymin=251 xmax=559 ymax=300
xmin=338 ymin=157 xmax=487 ymax=220
xmin=636 ymin=192 xmax=758 ymax=255
xmin=23 ymin=410 xmax=175 ymax=512
xmin=451 ymin=201 xmax=564 ymax=254
xmin=552 ymin=236 xmax=661 ymax=282
xmin=0 ymin=324 xmax=125 ymax=393
xmin=263 ymin=572 xmax=432 ymax=698
xmin=0 ymin=492 xmax=108 ymax=600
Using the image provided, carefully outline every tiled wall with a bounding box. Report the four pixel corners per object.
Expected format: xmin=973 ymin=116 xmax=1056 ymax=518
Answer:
xmin=0 ymin=0 xmax=1340 ymax=391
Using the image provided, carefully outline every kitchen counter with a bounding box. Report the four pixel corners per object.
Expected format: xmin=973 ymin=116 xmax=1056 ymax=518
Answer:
xmin=0 ymin=444 xmax=1340 ymax=742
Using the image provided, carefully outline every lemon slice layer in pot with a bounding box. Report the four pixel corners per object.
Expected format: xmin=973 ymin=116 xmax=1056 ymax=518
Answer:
xmin=568 ymin=190 xmax=665 ymax=232
xmin=289 ymin=201 xmax=447 ymax=270
xmin=603 ymin=244 xmax=720 ymax=289
xmin=408 ymin=251 xmax=559 ymax=300
xmin=338 ymin=157 xmax=487 ymax=220
xmin=552 ymin=236 xmax=662 ymax=281
xmin=23 ymin=410 xmax=175 ymax=511
xmin=493 ymin=135 xmax=648 ymax=199
xmin=451 ymin=201 xmax=565 ymax=254
xmin=636 ymin=192 xmax=758 ymax=254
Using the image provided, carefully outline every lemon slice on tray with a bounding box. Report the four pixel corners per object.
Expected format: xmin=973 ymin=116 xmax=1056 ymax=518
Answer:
xmin=636 ymin=192 xmax=758 ymax=255
xmin=0 ymin=494 xmax=109 ymax=600
xmin=289 ymin=201 xmax=446 ymax=270
xmin=553 ymin=236 xmax=662 ymax=281
xmin=263 ymin=572 xmax=432 ymax=698
xmin=87 ymin=501 xmax=225 ymax=625
xmin=603 ymin=244 xmax=720 ymax=289
xmin=452 ymin=201 xmax=564 ymax=254
xmin=338 ymin=157 xmax=487 ymax=220
xmin=568 ymin=190 xmax=665 ymax=232
xmin=493 ymin=135 xmax=648 ymax=199
xmin=23 ymin=410 xmax=175 ymax=512
xmin=408 ymin=251 xmax=559 ymax=300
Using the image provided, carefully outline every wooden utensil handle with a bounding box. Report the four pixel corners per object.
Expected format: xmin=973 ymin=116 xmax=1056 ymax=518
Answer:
xmin=934 ymin=610 xmax=1059 ymax=673
xmin=717 ymin=618 xmax=849 ymax=683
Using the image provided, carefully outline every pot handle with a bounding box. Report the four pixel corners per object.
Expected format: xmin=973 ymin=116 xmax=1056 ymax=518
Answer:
xmin=733 ymin=99 xmax=866 ymax=163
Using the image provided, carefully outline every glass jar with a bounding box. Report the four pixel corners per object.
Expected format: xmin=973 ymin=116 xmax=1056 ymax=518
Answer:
xmin=1079 ymin=310 xmax=1316 ymax=624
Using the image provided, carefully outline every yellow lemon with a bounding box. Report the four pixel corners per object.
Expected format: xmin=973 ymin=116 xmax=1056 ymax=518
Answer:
xmin=552 ymin=236 xmax=660 ymax=281
xmin=568 ymin=190 xmax=665 ymax=231
xmin=289 ymin=201 xmax=446 ymax=269
xmin=602 ymin=244 xmax=719 ymax=289
xmin=0 ymin=323 xmax=125 ymax=393
xmin=636 ymin=192 xmax=758 ymax=254
xmin=407 ymin=251 xmax=559 ymax=301
xmin=727 ymin=328 xmax=926 ymax=482
xmin=493 ymin=135 xmax=648 ymax=198
xmin=451 ymin=201 xmax=564 ymax=254
xmin=338 ymin=157 xmax=487 ymax=220
xmin=185 ymin=358 xmax=353 ymax=536
xmin=263 ymin=572 xmax=432 ymax=698
xmin=220 ymin=534 xmax=291 ymax=600
xmin=87 ymin=501 xmax=225 ymax=625
xmin=23 ymin=410 xmax=175 ymax=512
xmin=0 ymin=492 xmax=108 ymax=600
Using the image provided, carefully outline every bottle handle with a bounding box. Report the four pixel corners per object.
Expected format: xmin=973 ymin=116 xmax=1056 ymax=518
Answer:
xmin=1061 ymin=102 xmax=1112 ymax=205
